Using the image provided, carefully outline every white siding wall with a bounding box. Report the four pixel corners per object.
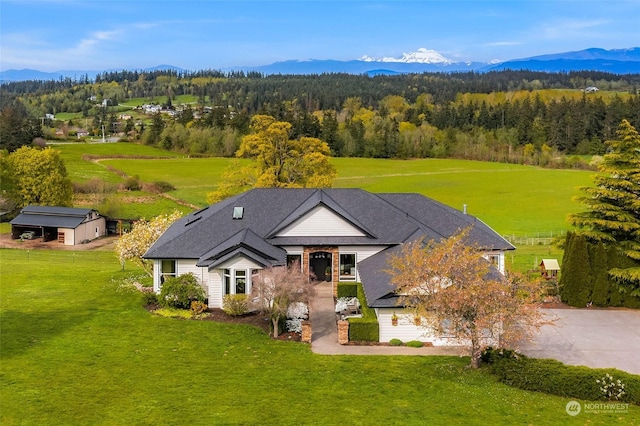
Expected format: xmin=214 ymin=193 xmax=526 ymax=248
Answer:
xmin=208 ymin=271 xmax=223 ymax=308
xmin=277 ymin=206 xmax=365 ymax=237
xmin=59 ymin=228 xmax=74 ymax=245
xmin=377 ymin=308 xmax=467 ymax=345
xmin=152 ymin=258 xmax=202 ymax=293
xmin=377 ymin=308 xmax=499 ymax=346
xmin=74 ymin=218 xmax=107 ymax=243
xmin=177 ymin=260 xmax=208 ymax=286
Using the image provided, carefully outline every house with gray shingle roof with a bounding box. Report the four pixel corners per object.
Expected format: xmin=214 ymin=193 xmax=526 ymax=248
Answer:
xmin=144 ymin=188 xmax=514 ymax=342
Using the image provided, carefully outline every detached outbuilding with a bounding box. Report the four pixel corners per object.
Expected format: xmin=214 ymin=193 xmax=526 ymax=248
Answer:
xmin=540 ymin=259 xmax=560 ymax=280
xmin=10 ymin=206 xmax=106 ymax=245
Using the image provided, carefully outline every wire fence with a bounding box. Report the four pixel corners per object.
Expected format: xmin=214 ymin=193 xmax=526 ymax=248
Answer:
xmin=0 ymin=249 xmax=112 ymax=264
xmin=502 ymin=231 xmax=566 ymax=246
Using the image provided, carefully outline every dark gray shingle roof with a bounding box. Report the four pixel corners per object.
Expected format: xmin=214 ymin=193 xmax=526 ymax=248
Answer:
xmin=145 ymin=188 xmax=514 ymax=306
xmin=10 ymin=206 xmax=95 ymax=229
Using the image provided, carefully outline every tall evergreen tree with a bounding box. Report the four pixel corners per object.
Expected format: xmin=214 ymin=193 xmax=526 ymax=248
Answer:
xmin=568 ymin=119 xmax=640 ymax=295
xmin=559 ymin=232 xmax=593 ymax=306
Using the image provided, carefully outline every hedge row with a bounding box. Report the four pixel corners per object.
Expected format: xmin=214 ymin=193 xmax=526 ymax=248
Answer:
xmin=483 ymin=348 xmax=640 ymax=405
xmin=560 ymin=232 xmax=640 ymax=308
xmin=347 ymin=282 xmax=379 ymax=342
xmin=337 ymin=282 xmax=358 ymax=298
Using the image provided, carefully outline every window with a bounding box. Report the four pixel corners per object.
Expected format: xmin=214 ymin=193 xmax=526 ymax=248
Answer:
xmin=160 ymin=260 xmax=176 ymax=284
xmin=339 ymin=253 xmax=356 ymax=281
xmin=287 ymin=254 xmax=302 ymax=271
xmin=223 ymin=269 xmax=249 ymax=295
xmin=223 ymin=269 xmax=232 ymax=295
xmin=235 ymin=270 xmax=246 ymax=294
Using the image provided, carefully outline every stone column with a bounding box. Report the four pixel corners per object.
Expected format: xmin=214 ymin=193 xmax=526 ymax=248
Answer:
xmin=337 ymin=320 xmax=349 ymax=345
xmin=301 ymin=321 xmax=312 ymax=343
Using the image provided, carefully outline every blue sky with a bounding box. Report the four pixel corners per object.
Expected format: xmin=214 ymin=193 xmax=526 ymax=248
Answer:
xmin=1 ymin=1 xmax=638 ymax=72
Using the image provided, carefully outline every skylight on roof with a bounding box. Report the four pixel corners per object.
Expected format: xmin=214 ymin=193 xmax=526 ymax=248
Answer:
xmin=233 ymin=206 xmax=244 ymax=219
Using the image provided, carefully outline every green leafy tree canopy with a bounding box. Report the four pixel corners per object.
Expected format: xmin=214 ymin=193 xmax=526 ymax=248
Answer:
xmin=207 ymin=115 xmax=336 ymax=203
xmin=4 ymin=146 xmax=73 ymax=209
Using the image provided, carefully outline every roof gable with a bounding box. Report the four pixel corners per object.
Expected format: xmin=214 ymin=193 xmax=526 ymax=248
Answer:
xmin=196 ymin=229 xmax=286 ymax=268
xmin=272 ymin=205 xmax=368 ymax=238
xmin=267 ymin=189 xmax=376 ymax=238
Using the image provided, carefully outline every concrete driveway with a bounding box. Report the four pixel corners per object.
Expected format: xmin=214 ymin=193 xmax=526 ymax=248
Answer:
xmin=519 ymin=308 xmax=640 ymax=375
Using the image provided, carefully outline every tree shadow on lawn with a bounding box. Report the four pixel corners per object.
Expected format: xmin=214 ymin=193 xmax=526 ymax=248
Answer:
xmin=0 ymin=309 xmax=92 ymax=359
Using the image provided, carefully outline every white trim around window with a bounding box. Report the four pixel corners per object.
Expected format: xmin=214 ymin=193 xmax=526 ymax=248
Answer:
xmin=339 ymin=252 xmax=357 ymax=281
xmin=223 ymin=268 xmax=251 ymax=295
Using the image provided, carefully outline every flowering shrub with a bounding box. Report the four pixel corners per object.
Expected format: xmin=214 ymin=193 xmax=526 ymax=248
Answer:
xmin=285 ymin=301 xmax=309 ymax=334
xmin=286 ymin=319 xmax=303 ymax=333
xmin=114 ymin=210 xmax=182 ymax=277
xmin=596 ymin=373 xmax=626 ymax=400
xmin=335 ymin=297 xmax=359 ymax=313
xmin=287 ymin=301 xmax=309 ymax=320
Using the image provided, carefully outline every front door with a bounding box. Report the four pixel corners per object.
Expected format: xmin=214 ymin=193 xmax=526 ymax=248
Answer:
xmin=309 ymin=252 xmax=332 ymax=282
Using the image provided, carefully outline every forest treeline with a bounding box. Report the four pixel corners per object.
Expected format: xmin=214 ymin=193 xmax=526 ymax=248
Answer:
xmin=1 ymin=69 xmax=639 ymax=164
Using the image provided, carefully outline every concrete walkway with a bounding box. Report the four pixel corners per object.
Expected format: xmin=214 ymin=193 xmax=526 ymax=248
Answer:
xmin=308 ymin=282 xmax=464 ymax=356
xmin=309 ymin=283 xmax=640 ymax=375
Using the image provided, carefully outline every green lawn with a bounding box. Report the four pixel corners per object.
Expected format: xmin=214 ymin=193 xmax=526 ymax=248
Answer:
xmin=1 ymin=248 xmax=637 ymax=425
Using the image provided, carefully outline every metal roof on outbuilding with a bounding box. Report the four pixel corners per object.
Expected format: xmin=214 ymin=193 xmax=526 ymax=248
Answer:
xmin=10 ymin=206 xmax=94 ymax=229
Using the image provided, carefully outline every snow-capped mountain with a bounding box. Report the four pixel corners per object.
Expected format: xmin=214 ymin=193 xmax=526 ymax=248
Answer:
xmin=360 ymin=48 xmax=454 ymax=64
xmin=2 ymin=47 xmax=639 ymax=82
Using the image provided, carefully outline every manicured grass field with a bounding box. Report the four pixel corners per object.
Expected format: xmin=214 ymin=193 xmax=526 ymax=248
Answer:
xmin=1 ymin=249 xmax=636 ymax=425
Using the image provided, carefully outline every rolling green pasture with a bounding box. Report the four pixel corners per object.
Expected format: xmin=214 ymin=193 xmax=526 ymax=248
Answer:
xmin=332 ymin=158 xmax=593 ymax=235
xmin=56 ymin=142 xmax=181 ymax=183
xmin=101 ymin=156 xmax=249 ymax=204
xmin=99 ymin=155 xmax=593 ymax=235
xmin=1 ymin=249 xmax=636 ymax=425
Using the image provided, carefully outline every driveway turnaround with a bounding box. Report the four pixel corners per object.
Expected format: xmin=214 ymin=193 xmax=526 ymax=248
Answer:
xmin=310 ymin=282 xmax=640 ymax=375
xmin=519 ymin=308 xmax=640 ymax=375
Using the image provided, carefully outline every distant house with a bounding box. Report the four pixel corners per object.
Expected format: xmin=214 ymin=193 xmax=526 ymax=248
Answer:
xmin=10 ymin=206 xmax=106 ymax=245
xmin=45 ymin=113 xmax=55 ymax=120
xmin=584 ymin=86 xmax=599 ymax=94
xmin=144 ymin=188 xmax=514 ymax=343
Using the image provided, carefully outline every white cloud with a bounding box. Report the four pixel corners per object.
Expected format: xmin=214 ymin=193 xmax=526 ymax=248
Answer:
xmin=537 ymin=18 xmax=611 ymax=40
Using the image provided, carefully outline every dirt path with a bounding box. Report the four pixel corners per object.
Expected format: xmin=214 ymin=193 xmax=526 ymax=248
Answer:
xmin=0 ymin=233 xmax=118 ymax=251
